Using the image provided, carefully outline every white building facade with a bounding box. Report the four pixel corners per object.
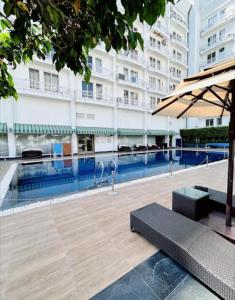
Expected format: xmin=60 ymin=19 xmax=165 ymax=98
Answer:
xmin=0 ymin=1 xmax=191 ymax=158
xmin=187 ymin=0 xmax=235 ymax=129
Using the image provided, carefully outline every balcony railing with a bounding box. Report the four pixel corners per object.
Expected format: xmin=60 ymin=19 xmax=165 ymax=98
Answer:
xmin=170 ymin=72 xmax=182 ymax=81
xmin=14 ymin=78 xmax=70 ymax=98
xmin=147 ymin=64 xmax=167 ymax=75
xmin=88 ymin=65 xmax=114 ymax=79
xmin=170 ymin=11 xmax=188 ymax=29
xmin=200 ymin=7 xmax=235 ymax=35
xmin=170 ymin=34 xmax=187 ymax=48
xmin=171 ymin=54 xmax=187 ymax=66
xmin=116 ymin=74 xmax=144 ymax=87
xmin=147 ymin=85 xmax=167 ymax=94
xmin=76 ymin=90 xmax=114 ymax=105
xmin=116 ymin=97 xmax=145 ymax=109
xmin=200 ymin=33 xmax=235 ymax=54
xmin=152 ymin=22 xmax=167 ymax=36
xmin=118 ymin=51 xmax=144 ymax=65
xmin=148 ymin=42 xmax=168 ymax=56
xmin=200 ymin=51 xmax=235 ymax=69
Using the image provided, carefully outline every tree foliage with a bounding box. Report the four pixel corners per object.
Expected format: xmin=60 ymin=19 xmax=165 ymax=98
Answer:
xmin=0 ymin=0 xmax=173 ymax=100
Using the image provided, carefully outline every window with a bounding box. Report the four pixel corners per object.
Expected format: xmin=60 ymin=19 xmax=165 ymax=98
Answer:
xmin=177 ymin=52 xmax=182 ymax=61
xmin=76 ymin=113 xmax=85 ymax=119
xmin=208 ymin=34 xmax=216 ymax=46
xmin=206 ymin=119 xmax=214 ymax=127
xmin=95 ymin=58 xmax=102 ymax=73
xmin=124 ymin=68 xmax=129 ymax=80
xmin=96 ymin=84 xmax=103 ymax=100
xmin=82 ymin=81 xmax=93 ymax=98
xmin=130 ymin=49 xmax=138 ymax=60
xmin=208 ymin=14 xmax=217 ymax=28
xmin=217 ymin=117 xmax=222 ymax=126
xmin=219 ymin=47 xmax=225 ymax=57
xmin=150 ymin=37 xmax=156 ymax=47
xmin=149 ymin=57 xmax=156 ymax=68
xmin=88 ymin=56 xmax=93 ymax=69
xmin=29 ymin=68 xmax=40 ymax=89
xmin=157 ymin=60 xmax=161 ymax=70
xmin=87 ymin=114 xmax=95 ymax=120
xmin=44 ymin=73 xmax=59 ymax=92
xmin=207 ymin=52 xmax=216 ymax=64
xmin=220 ymin=9 xmax=225 ymax=17
xmin=219 ymin=29 xmax=225 ymax=41
xmin=130 ymin=70 xmax=138 ymax=83
xmin=149 ymin=77 xmax=156 ymax=89
xmin=124 ymin=90 xmax=129 ymax=104
xmin=130 ymin=92 xmax=138 ymax=105
xmin=157 ymin=79 xmax=161 ymax=89
xmin=150 ymin=96 xmax=156 ymax=109
xmin=157 ymin=40 xmax=161 ymax=49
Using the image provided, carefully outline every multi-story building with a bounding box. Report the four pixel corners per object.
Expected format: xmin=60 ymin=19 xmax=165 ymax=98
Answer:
xmin=187 ymin=0 xmax=235 ymax=129
xmin=0 ymin=1 xmax=191 ymax=157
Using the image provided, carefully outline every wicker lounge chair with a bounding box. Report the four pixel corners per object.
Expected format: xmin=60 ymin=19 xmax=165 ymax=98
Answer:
xmin=118 ymin=145 xmax=132 ymax=152
xmin=194 ymin=186 xmax=235 ymax=216
xmin=133 ymin=144 xmax=147 ymax=151
xmin=130 ymin=202 xmax=235 ymax=300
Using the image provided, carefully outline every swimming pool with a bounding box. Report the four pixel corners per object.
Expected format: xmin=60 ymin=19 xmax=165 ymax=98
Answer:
xmin=2 ymin=150 xmax=227 ymax=210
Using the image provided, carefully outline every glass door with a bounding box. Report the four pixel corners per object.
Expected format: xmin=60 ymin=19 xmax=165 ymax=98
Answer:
xmin=78 ymin=135 xmax=94 ymax=153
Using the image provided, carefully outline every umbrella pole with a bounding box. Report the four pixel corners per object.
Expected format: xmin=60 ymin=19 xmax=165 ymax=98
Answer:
xmin=226 ymin=81 xmax=235 ymax=226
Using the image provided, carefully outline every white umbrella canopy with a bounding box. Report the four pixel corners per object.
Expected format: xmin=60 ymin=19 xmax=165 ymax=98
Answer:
xmin=153 ymin=58 xmax=235 ymax=226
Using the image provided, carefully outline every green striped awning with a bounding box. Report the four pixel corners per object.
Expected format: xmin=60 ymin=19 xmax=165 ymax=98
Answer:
xmin=169 ymin=130 xmax=179 ymax=136
xmin=0 ymin=123 xmax=7 ymax=134
xmin=117 ymin=128 xmax=145 ymax=136
xmin=147 ymin=130 xmax=169 ymax=136
xmin=76 ymin=127 xmax=115 ymax=136
xmin=14 ymin=124 xmax=73 ymax=135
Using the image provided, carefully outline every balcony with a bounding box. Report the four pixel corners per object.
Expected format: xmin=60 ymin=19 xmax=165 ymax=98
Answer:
xmin=170 ymin=34 xmax=188 ymax=50
xmin=171 ymin=54 xmax=187 ymax=67
xmin=200 ymin=50 xmax=235 ymax=69
xmin=76 ymin=90 xmax=114 ymax=106
xmin=14 ymin=78 xmax=70 ymax=100
xmin=200 ymin=7 xmax=235 ymax=36
xmin=147 ymin=64 xmax=168 ymax=77
xmin=148 ymin=42 xmax=168 ymax=57
xmin=170 ymin=71 xmax=182 ymax=81
xmin=200 ymin=33 xmax=235 ymax=55
xmin=152 ymin=22 xmax=167 ymax=37
xmin=118 ymin=51 xmax=144 ymax=67
xmin=147 ymin=85 xmax=168 ymax=95
xmin=116 ymin=74 xmax=145 ymax=89
xmin=170 ymin=11 xmax=188 ymax=31
xmin=89 ymin=65 xmax=114 ymax=81
xmin=116 ymin=97 xmax=145 ymax=111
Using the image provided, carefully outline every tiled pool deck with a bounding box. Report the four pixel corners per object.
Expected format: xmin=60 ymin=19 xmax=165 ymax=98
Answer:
xmin=0 ymin=159 xmax=233 ymax=299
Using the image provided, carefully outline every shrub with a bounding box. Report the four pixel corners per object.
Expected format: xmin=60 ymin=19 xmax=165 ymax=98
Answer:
xmin=180 ymin=126 xmax=229 ymax=144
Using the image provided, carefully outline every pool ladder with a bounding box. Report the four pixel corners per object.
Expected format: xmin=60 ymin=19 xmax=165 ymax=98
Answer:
xmin=93 ymin=160 xmax=118 ymax=187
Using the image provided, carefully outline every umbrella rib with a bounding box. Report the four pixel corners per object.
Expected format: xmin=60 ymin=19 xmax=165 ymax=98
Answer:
xmin=206 ymin=87 xmax=230 ymax=109
xmin=176 ymin=90 xmax=207 ymax=119
xmin=213 ymin=84 xmax=231 ymax=92
xmin=152 ymin=92 xmax=192 ymax=115
xmin=220 ymin=90 xmax=230 ymax=117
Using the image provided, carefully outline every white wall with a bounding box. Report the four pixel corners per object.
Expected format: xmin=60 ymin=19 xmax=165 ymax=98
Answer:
xmin=117 ymin=109 xmax=144 ymax=129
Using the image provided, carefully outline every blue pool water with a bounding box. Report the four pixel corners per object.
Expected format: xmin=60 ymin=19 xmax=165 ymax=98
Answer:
xmin=2 ymin=150 xmax=227 ymax=210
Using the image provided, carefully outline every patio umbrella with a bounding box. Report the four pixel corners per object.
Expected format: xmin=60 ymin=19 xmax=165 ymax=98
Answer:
xmin=153 ymin=58 xmax=235 ymax=226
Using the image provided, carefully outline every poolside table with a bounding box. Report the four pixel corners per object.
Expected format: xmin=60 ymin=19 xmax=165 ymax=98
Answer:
xmin=173 ymin=187 xmax=210 ymax=221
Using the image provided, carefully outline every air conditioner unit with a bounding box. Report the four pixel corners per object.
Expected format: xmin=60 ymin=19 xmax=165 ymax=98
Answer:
xmin=118 ymin=73 xmax=125 ymax=80
xmin=162 ymin=39 xmax=167 ymax=46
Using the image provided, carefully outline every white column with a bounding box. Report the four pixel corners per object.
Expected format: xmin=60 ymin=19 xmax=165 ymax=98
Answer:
xmin=2 ymin=98 xmax=17 ymax=157
xmin=69 ymin=72 xmax=78 ymax=155
xmin=112 ymin=55 xmax=118 ymax=151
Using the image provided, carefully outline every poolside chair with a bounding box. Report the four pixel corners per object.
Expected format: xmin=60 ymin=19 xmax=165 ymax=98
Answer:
xmin=118 ymin=145 xmax=132 ymax=152
xmin=133 ymin=144 xmax=147 ymax=151
xmin=194 ymin=186 xmax=235 ymax=216
xmin=130 ymin=203 xmax=235 ymax=300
